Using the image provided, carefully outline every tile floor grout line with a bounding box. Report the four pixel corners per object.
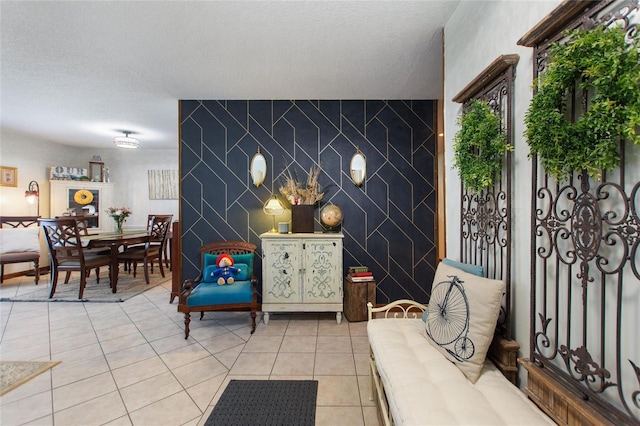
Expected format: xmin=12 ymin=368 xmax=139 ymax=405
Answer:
xmin=1 ymin=275 xmax=380 ymax=426
xmin=100 ymin=301 xmax=137 ymax=426
xmin=47 ymin=300 xmax=56 ymax=424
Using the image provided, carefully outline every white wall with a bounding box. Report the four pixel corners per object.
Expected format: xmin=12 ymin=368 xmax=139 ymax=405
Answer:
xmin=443 ymin=0 xmax=561 ymax=385
xmin=93 ymin=149 xmax=179 ymax=230
xmin=0 ymin=128 xmax=179 ymax=273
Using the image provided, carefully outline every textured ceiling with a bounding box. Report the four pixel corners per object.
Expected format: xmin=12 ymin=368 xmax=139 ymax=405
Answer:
xmin=1 ymin=1 xmax=458 ymax=149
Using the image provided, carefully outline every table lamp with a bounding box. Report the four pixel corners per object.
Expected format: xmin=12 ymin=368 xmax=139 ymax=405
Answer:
xmin=263 ymin=195 xmax=284 ymax=233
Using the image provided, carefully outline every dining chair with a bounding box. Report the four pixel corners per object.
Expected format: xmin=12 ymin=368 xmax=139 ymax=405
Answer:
xmin=40 ymin=217 xmax=112 ymax=299
xmin=118 ymin=214 xmax=173 ymax=284
xmin=56 ymin=215 xmax=107 ymax=283
xmin=178 ymin=241 xmax=258 ymax=339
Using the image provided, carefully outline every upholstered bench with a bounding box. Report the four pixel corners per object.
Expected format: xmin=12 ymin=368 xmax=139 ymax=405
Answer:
xmin=0 ymin=216 xmax=41 ymax=284
xmin=367 ymin=261 xmax=552 ymax=425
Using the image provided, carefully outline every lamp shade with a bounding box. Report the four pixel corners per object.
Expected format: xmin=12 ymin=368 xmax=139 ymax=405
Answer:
xmin=263 ymin=195 xmax=285 ymax=232
xmin=113 ymin=132 xmax=139 ymax=148
xmin=263 ymin=196 xmax=284 ymax=216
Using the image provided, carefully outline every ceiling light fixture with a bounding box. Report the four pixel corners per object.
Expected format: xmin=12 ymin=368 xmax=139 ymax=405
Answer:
xmin=113 ymin=131 xmax=139 ymax=149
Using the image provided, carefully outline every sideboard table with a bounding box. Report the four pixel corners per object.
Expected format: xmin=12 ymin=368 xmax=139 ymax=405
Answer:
xmin=260 ymin=232 xmax=344 ymax=324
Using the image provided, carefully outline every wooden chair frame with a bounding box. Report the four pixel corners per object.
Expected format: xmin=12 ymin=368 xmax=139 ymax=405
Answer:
xmin=40 ymin=217 xmax=112 ymax=299
xmin=119 ymin=214 xmax=172 ymax=284
xmin=178 ymin=241 xmax=258 ymax=339
xmin=0 ymin=216 xmax=41 ymax=284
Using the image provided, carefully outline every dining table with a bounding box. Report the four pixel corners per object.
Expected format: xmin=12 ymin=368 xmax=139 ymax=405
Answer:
xmin=82 ymin=230 xmax=149 ymax=293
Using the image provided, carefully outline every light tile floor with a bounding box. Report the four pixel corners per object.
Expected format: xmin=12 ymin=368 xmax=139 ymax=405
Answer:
xmin=0 ymin=274 xmax=380 ymax=426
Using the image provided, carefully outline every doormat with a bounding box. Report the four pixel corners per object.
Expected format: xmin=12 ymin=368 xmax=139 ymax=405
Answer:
xmin=205 ymin=379 xmax=318 ymax=426
xmin=0 ymin=360 xmax=61 ymax=396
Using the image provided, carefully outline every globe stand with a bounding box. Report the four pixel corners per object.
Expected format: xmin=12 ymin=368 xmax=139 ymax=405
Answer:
xmin=321 ymin=223 xmax=342 ymax=233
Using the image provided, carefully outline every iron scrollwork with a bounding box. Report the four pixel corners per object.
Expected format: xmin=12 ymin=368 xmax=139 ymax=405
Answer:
xmin=529 ymin=1 xmax=640 ymax=422
xmin=458 ymin=60 xmax=514 ymax=339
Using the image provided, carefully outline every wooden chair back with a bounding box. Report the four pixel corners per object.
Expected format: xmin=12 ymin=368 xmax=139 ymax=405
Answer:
xmin=40 ymin=217 xmax=111 ymax=299
xmin=55 ymin=215 xmax=93 ymax=236
xmin=148 ymin=214 xmax=173 ymax=245
xmin=0 ymin=216 xmax=40 ymax=229
xmin=40 ymin=217 xmax=85 ymax=262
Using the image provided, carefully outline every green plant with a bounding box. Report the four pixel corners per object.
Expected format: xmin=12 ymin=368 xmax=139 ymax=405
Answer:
xmin=524 ymin=25 xmax=640 ymax=181
xmin=453 ymin=99 xmax=511 ymax=193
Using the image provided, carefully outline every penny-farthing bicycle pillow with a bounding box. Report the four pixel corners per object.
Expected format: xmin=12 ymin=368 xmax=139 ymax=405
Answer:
xmin=425 ymin=262 xmax=505 ymax=383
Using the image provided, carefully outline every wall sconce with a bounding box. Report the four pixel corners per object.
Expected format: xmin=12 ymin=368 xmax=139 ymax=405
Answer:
xmin=250 ymin=148 xmax=267 ymax=187
xmin=350 ymin=147 xmax=366 ymax=186
xmin=263 ymin=195 xmax=284 ymax=232
xmin=25 ymin=180 xmax=40 ymax=216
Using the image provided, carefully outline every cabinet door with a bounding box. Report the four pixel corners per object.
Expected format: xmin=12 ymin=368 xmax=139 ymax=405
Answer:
xmin=303 ymin=239 xmax=342 ymax=303
xmin=262 ymin=239 xmax=302 ymax=303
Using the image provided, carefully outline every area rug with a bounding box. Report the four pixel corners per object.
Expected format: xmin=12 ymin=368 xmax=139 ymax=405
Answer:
xmin=0 ymin=360 xmax=61 ymax=396
xmin=205 ymin=380 xmax=318 ymax=426
xmin=0 ymin=271 xmax=170 ymax=303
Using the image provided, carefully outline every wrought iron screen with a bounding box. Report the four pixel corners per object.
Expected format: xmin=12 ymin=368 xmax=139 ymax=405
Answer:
xmin=523 ymin=1 xmax=640 ymax=423
xmin=453 ymin=55 xmax=517 ymax=340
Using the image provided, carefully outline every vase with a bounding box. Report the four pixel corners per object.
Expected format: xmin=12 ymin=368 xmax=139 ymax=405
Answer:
xmin=115 ymin=219 xmax=123 ymax=234
xmin=291 ymin=204 xmax=315 ymax=233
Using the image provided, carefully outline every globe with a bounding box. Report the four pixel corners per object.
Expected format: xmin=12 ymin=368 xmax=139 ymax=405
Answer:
xmin=320 ymin=203 xmax=343 ymax=231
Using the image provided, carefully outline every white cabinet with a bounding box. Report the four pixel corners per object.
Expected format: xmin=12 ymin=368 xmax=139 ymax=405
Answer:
xmin=49 ymin=181 xmax=115 ymax=233
xmin=261 ymin=232 xmax=344 ymax=324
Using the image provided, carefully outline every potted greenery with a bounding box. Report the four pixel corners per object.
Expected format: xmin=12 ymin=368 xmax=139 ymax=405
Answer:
xmin=453 ymin=99 xmax=512 ymax=193
xmin=524 ymin=25 xmax=640 ymax=181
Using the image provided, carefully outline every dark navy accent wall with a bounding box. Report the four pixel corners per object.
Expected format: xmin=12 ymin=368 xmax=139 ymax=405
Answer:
xmin=180 ymin=100 xmax=437 ymax=304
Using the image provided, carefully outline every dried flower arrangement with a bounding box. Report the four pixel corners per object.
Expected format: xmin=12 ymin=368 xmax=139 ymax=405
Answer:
xmin=279 ymin=165 xmax=324 ymax=205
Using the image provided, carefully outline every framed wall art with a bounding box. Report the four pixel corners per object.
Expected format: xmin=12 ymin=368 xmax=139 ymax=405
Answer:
xmin=89 ymin=161 xmax=104 ymax=182
xmin=0 ymin=166 xmax=17 ymax=187
xmin=148 ymin=170 xmax=178 ymax=200
xmin=49 ymin=166 xmax=88 ymax=180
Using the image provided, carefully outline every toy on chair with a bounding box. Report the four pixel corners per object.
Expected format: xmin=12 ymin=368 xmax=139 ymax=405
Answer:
xmin=212 ymin=253 xmax=240 ymax=285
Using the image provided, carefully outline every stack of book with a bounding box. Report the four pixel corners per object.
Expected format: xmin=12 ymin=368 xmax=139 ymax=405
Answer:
xmin=347 ymin=266 xmax=374 ymax=282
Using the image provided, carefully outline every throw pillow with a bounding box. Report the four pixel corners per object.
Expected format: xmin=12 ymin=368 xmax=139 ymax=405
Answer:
xmin=203 ymin=252 xmax=254 ymax=277
xmin=421 ymin=308 xmax=430 ymax=323
xmin=0 ymin=228 xmax=40 ymax=254
xmin=441 ymin=258 xmax=484 ymax=277
xmin=230 ymin=253 xmax=253 ymax=276
xmin=425 ymin=262 xmax=505 ymax=383
xmin=202 ymin=263 xmax=250 ymax=283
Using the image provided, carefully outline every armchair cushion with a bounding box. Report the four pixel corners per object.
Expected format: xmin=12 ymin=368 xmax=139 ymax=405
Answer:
xmin=187 ymin=280 xmax=253 ymax=307
xmin=203 ymin=263 xmax=250 ymax=283
xmin=204 ymin=252 xmax=254 ymax=276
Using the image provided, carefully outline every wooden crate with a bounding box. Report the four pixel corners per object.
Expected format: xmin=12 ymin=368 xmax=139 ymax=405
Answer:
xmin=344 ymin=276 xmax=376 ymax=322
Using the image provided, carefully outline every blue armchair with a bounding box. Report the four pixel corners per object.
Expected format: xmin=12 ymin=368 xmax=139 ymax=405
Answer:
xmin=178 ymin=241 xmax=258 ymax=339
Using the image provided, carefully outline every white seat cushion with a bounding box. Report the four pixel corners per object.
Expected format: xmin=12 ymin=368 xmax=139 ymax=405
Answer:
xmin=0 ymin=227 xmax=40 ymax=254
xmin=368 ymin=318 xmax=553 ymax=425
